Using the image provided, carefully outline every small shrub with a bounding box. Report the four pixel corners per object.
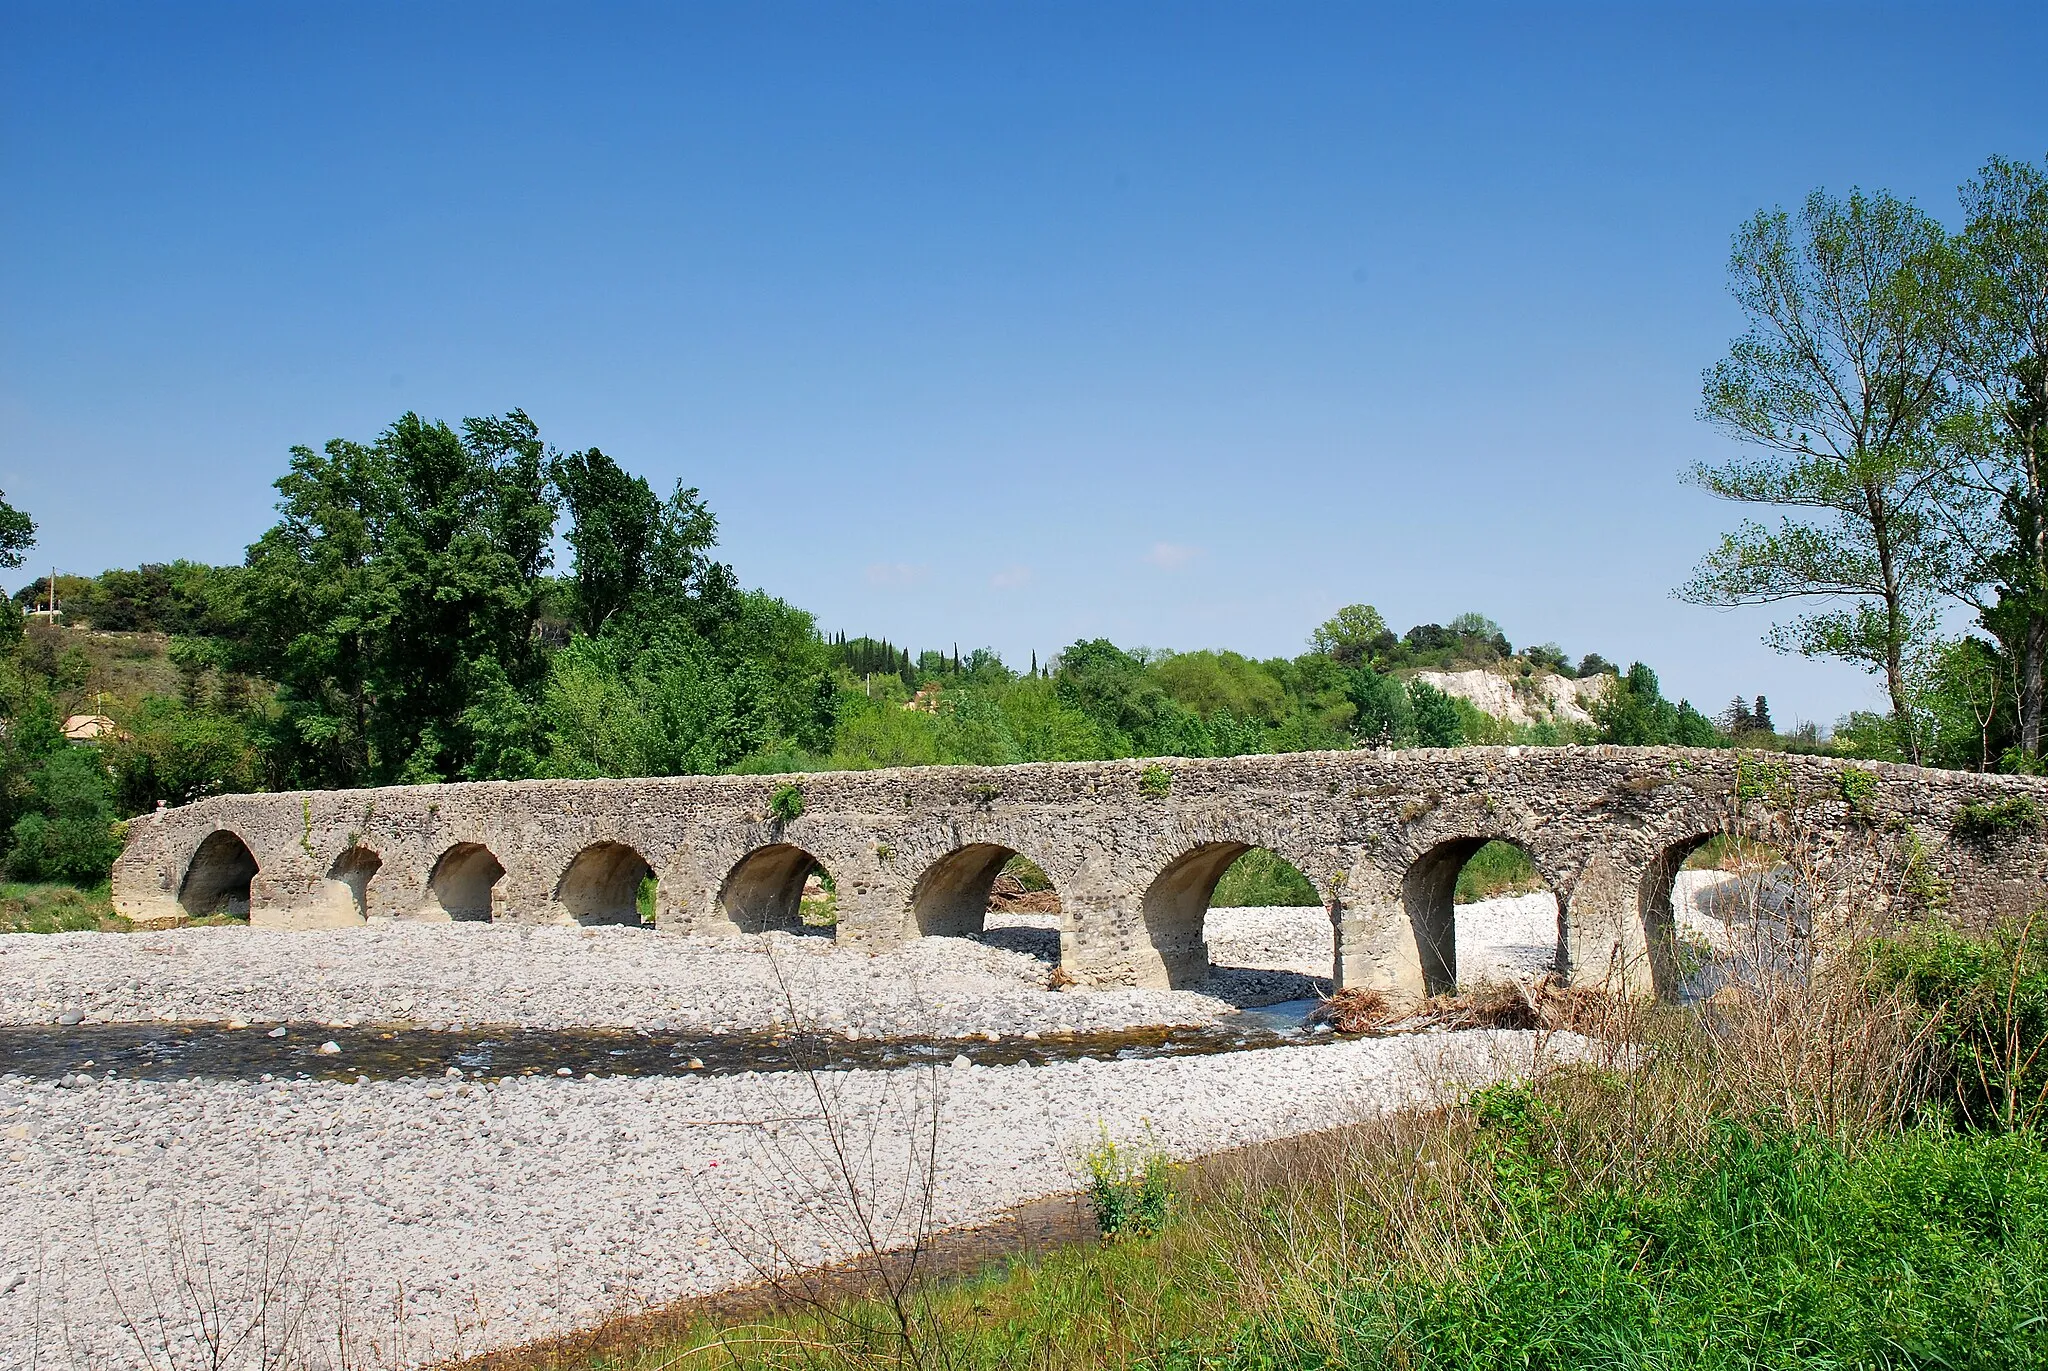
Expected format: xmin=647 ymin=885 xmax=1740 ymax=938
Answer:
xmin=1871 ymin=918 xmax=2048 ymax=1132
xmin=1002 ymin=853 xmax=1053 ymax=891
xmin=769 ymin=782 xmax=805 ymax=824
xmin=1083 ymin=1127 xmax=1173 ymax=1240
xmin=636 ymin=873 xmax=657 ymax=926
xmin=1951 ymin=796 xmax=2042 ymax=851
xmin=1840 ymin=764 xmax=1880 ymax=816
xmin=1138 ymin=763 xmax=1172 ymax=798
xmin=1735 ymin=754 xmax=1792 ymax=806
xmin=970 ymin=783 xmax=1001 ymax=803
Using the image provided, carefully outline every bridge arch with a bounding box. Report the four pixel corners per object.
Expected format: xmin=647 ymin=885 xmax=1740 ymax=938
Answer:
xmin=908 ymin=842 xmax=1064 ymax=938
xmin=1136 ymin=836 xmax=1329 ymax=989
xmin=556 ymin=841 xmax=655 ymax=927
xmin=719 ymin=843 xmax=837 ymax=937
xmin=322 ymin=845 xmax=381 ymax=922
xmin=1637 ymin=827 xmax=1798 ymax=999
xmin=1142 ymin=841 xmax=1250 ymax=988
xmin=1402 ymin=835 xmax=1562 ymax=996
xmin=178 ymin=830 xmax=258 ymax=920
xmin=424 ymin=842 xmax=504 ymax=922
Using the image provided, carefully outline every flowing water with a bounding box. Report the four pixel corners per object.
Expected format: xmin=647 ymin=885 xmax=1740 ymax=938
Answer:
xmin=0 ymin=999 xmax=1329 ymax=1083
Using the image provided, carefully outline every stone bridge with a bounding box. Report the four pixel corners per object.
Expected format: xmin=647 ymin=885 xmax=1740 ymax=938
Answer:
xmin=109 ymin=747 xmax=2048 ymax=1001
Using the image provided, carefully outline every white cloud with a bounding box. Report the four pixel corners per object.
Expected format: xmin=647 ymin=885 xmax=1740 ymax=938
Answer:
xmin=864 ymin=562 xmax=929 ymax=588
xmin=990 ymin=563 xmax=1033 ymax=589
xmin=1144 ymin=541 xmax=1202 ymax=571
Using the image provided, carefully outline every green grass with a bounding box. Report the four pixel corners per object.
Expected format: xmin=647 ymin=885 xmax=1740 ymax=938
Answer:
xmin=0 ymin=881 xmax=127 ymax=933
xmin=1683 ymin=832 xmax=1786 ymax=872
xmin=1211 ymin=846 xmax=1320 ymax=907
xmin=1001 ymin=853 xmax=1054 ymax=891
xmin=1453 ymin=839 xmax=1546 ymax=903
xmin=499 ymin=1097 xmax=2048 ymax=1371
xmin=1333 ymin=1121 xmax=2048 ymax=1369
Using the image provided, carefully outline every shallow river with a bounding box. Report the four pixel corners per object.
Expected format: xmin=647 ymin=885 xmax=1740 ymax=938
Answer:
xmin=0 ymin=999 xmax=1327 ymax=1082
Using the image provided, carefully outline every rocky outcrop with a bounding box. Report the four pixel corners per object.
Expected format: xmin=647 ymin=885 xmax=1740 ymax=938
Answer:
xmin=1412 ymin=668 xmax=1610 ymax=727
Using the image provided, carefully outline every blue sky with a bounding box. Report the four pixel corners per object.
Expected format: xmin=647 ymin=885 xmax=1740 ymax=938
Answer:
xmin=3 ymin=3 xmax=2042 ymax=728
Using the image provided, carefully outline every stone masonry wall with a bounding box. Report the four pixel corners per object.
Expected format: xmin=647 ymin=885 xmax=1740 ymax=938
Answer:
xmin=109 ymin=748 xmax=2048 ymax=1001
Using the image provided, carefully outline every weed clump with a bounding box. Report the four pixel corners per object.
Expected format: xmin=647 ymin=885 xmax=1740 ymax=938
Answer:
xmin=1082 ymin=1128 xmax=1172 ymax=1240
xmin=1951 ymin=795 xmax=2042 ymax=850
xmin=1872 ymin=916 xmax=2048 ymax=1131
xmin=768 ymin=782 xmax=804 ymax=824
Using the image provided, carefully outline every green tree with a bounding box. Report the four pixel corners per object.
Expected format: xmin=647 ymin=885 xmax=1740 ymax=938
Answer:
xmin=1915 ymin=636 xmax=2013 ymax=773
xmin=1680 ymin=189 xmax=1966 ymax=762
xmin=1409 ymin=680 xmax=1465 ymax=747
xmin=104 ymin=696 xmax=261 ymax=812
xmin=1343 ymin=663 xmax=1413 ymax=745
xmin=1940 ymin=155 xmax=2048 ymax=760
xmin=553 ymin=448 xmax=662 ymax=636
xmin=1055 ymin=639 xmax=1200 ymax=755
xmin=8 ymin=747 xmax=121 ymax=883
xmin=1310 ymin=604 xmax=1391 ymax=665
xmin=1152 ymin=650 xmax=1288 ymax=726
xmin=0 ymin=489 xmax=33 ymax=571
xmin=231 ymin=410 xmax=558 ymax=788
xmin=1592 ymin=663 xmax=1726 ymax=747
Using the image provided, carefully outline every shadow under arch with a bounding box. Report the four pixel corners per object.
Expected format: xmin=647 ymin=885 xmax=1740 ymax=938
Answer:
xmin=720 ymin=843 xmax=835 ymax=937
xmin=323 ymin=846 xmax=381 ymax=921
xmin=1403 ymin=836 xmax=1559 ymax=996
xmin=557 ymin=841 xmax=654 ymax=927
xmin=179 ymin=831 xmax=258 ymax=920
xmin=426 ymin=842 xmax=505 ymax=922
xmin=1142 ymin=841 xmax=1256 ymax=988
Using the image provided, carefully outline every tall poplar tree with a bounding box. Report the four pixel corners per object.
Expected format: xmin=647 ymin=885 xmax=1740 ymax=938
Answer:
xmin=1679 ymin=189 xmax=1966 ymax=761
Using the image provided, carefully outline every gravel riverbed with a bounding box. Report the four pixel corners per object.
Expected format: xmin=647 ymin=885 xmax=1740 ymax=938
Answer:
xmin=1 ymin=913 xmax=1302 ymax=1037
xmin=1 ymin=879 xmax=1752 ymax=1369
xmin=1 ymin=1031 xmax=1563 ymax=1370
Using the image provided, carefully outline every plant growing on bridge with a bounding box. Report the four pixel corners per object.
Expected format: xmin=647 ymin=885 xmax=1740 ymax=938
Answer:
xmin=1950 ymin=795 xmax=2042 ymax=850
xmin=768 ymin=782 xmax=805 ymax=825
xmin=1138 ymin=763 xmax=1172 ymax=798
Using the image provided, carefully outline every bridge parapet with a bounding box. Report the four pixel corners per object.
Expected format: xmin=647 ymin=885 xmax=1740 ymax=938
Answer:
xmin=109 ymin=748 xmax=2048 ymax=1000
